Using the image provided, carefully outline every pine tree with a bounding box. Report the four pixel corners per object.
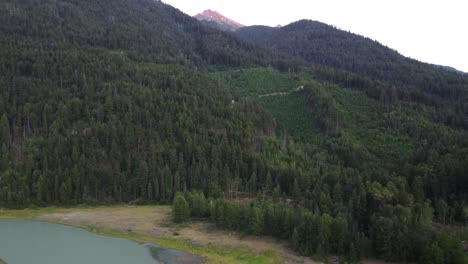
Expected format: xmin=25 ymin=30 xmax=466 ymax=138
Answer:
xmin=265 ymin=171 xmax=273 ymax=194
xmin=422 ymin=242 xmax=444 ymax=264
xmin=172 ymin=192 xmax=189 ymax=223
xmin=292 ymin=227 xmax=301 ymax=253
xmin=0 ymin=114 xmax=10 ymax=147
xmin=248 ymin=172 xmax=257 ymax=196
xmin=190 ymin=192 xmax=208 ymax=217
xmin=292 ymin=179 xmax=301 ymax=201
xmin=272 ymin=184 xmax=281 ymax=202
xmin=250 ymin=206 xmax=263 ymax=235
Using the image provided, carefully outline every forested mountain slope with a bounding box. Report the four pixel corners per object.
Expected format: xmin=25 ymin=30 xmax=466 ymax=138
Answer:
xmin=236 ymin=21 xmax=468 ymax=129
xmin=0 ymin=0 xmax=284 ymax=206
xmin=0 ymin=0 xmax=467 ymax=263
xmin=0 ymin=0 xmax=294 ymax=68
xmin=214 ymin=66 xmax=468 ymax=262
xmin=236 ymin=20 xmax=468 ymax=91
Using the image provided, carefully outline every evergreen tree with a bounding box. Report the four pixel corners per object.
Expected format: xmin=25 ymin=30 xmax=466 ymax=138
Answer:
xmin=172 ymin=193 xmax=189 ymax=223
xmin=189 ymin=192 xmax=208 ymax=217
xmin=422 ymin=243 xmax=444 ymax=264
xmin=250 ymin=206 xmax=263 ymax=235
xmin=0 ymin=114 xmax=10 ymax=147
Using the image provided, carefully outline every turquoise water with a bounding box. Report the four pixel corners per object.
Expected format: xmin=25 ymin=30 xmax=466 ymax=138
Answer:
xmin=0 ymin=219 xmax=160 ymax=264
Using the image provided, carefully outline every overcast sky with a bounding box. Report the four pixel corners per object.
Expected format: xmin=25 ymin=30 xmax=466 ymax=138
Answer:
xmin=163 ymin=0 xmax=468 ymax=72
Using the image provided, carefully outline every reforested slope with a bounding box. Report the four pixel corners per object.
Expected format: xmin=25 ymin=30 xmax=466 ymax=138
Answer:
xmin=214 ymin=68 xmax=467 ymax=263
xmin=237 ymin=20 xmax=468 ymax=119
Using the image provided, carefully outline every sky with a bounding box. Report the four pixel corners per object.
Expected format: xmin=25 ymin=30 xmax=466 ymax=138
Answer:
xmin=163 ymin=0 xmax=468 ymax=72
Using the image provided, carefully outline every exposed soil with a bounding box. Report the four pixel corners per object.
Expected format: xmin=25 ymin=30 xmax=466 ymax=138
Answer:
xmin=258 ymin=85 xmax=304 ymax=98
xmin=259 ymin=92 xmax=291 ymax=97
xmin=38 ymin=206 xmax=319 ymax=264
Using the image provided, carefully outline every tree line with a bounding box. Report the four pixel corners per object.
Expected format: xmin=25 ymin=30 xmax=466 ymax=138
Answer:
xmin=174 ymin=191 xmax=466 ymax=263
xmin=0 ymin=0 xmax=466 ymax=263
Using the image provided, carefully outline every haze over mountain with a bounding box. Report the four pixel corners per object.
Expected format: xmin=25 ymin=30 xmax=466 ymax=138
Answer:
xmin=0 ymin=0 xmax=467 ymax=263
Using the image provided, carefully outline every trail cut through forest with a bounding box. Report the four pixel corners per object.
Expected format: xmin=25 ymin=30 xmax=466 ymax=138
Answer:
xmin=258 ymin=85 xmax=304 ymax=97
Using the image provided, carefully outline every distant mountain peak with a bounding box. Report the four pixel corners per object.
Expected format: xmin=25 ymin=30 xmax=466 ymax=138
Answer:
xmin=194 ymin=9 xmax=244 ymax=31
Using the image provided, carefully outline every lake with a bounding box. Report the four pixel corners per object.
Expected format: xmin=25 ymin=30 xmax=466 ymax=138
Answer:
xmin=0 ymin=219 xmax=203 ymax=264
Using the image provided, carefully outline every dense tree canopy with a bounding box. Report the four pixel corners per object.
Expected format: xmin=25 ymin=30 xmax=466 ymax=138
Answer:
xmin=0 ymin=0 xmax=467 ymax=263
xmin=173 ymin=192 xmax=189 ymax=223
xmin=237 ymin=21 xmax=468 ymax=129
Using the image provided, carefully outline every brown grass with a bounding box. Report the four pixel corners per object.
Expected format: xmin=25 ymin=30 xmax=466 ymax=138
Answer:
xmin=37 ymin=205 xmax=318 ymax=264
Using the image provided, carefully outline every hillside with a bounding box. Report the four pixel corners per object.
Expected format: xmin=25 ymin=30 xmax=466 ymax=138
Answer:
xmin=0 ymin=0 xmax=284 ymax=207
xmin=236 ymin=20 xmax=468 ymax=89
xmin=433 ymin=64 xmax=466 ymax=75
xmin=0 ymin=0 xmax=294 ymax=69
xmin=213 ymin=66 xmax=467 ymax=262
xmin=237 ymin=21 xmax=468 ymax=128
xmin=0 ymin=0 xmax=467 ymax=263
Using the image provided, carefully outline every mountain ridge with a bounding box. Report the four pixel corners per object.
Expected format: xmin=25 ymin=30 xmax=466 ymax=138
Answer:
xmin=0 ymin=1 xmax=467 ymax=263
xmin=236 ymin=20 xmax=468 ymax=108
xmin=433 ymin=64 xmax=466 ymax=75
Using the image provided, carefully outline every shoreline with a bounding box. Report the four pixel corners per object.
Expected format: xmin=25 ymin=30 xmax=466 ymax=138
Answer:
xmin=0 ymin=217 xmax=205 ymax=264
xmin=0 ymin=206 xmax=286 ymax=264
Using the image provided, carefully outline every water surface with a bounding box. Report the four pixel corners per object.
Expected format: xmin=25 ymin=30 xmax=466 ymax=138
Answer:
xmin=0 ymin=219 xmax=169 ymax=264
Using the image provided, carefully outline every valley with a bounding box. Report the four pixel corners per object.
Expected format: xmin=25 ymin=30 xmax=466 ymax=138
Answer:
xmin=0 ymin=0 xmax=466 ymax=263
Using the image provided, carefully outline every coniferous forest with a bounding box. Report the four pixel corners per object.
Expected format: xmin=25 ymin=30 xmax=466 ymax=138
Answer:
xmin=0 ymin=0 xmax=467 ymax=263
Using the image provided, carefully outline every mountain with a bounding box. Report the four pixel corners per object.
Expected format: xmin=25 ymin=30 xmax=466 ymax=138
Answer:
xmin=433 ymin=64 xmax=466 ymax=75
xmin=194 ymin=9 xmax=244 ymax=32
xmin=236 ymin=20 xmax=468 ymax=106
xmin=0 ymin=0 xmax=467 ymax=263
xmin=0 ymin=0 xmax=289 ymax=207
xmin=0 ymin=0 xmax=293 ymax=69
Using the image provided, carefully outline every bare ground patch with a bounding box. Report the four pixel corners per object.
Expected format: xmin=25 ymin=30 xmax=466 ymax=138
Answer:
xmin=38 ymin=206 xmax=319 ymax=264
